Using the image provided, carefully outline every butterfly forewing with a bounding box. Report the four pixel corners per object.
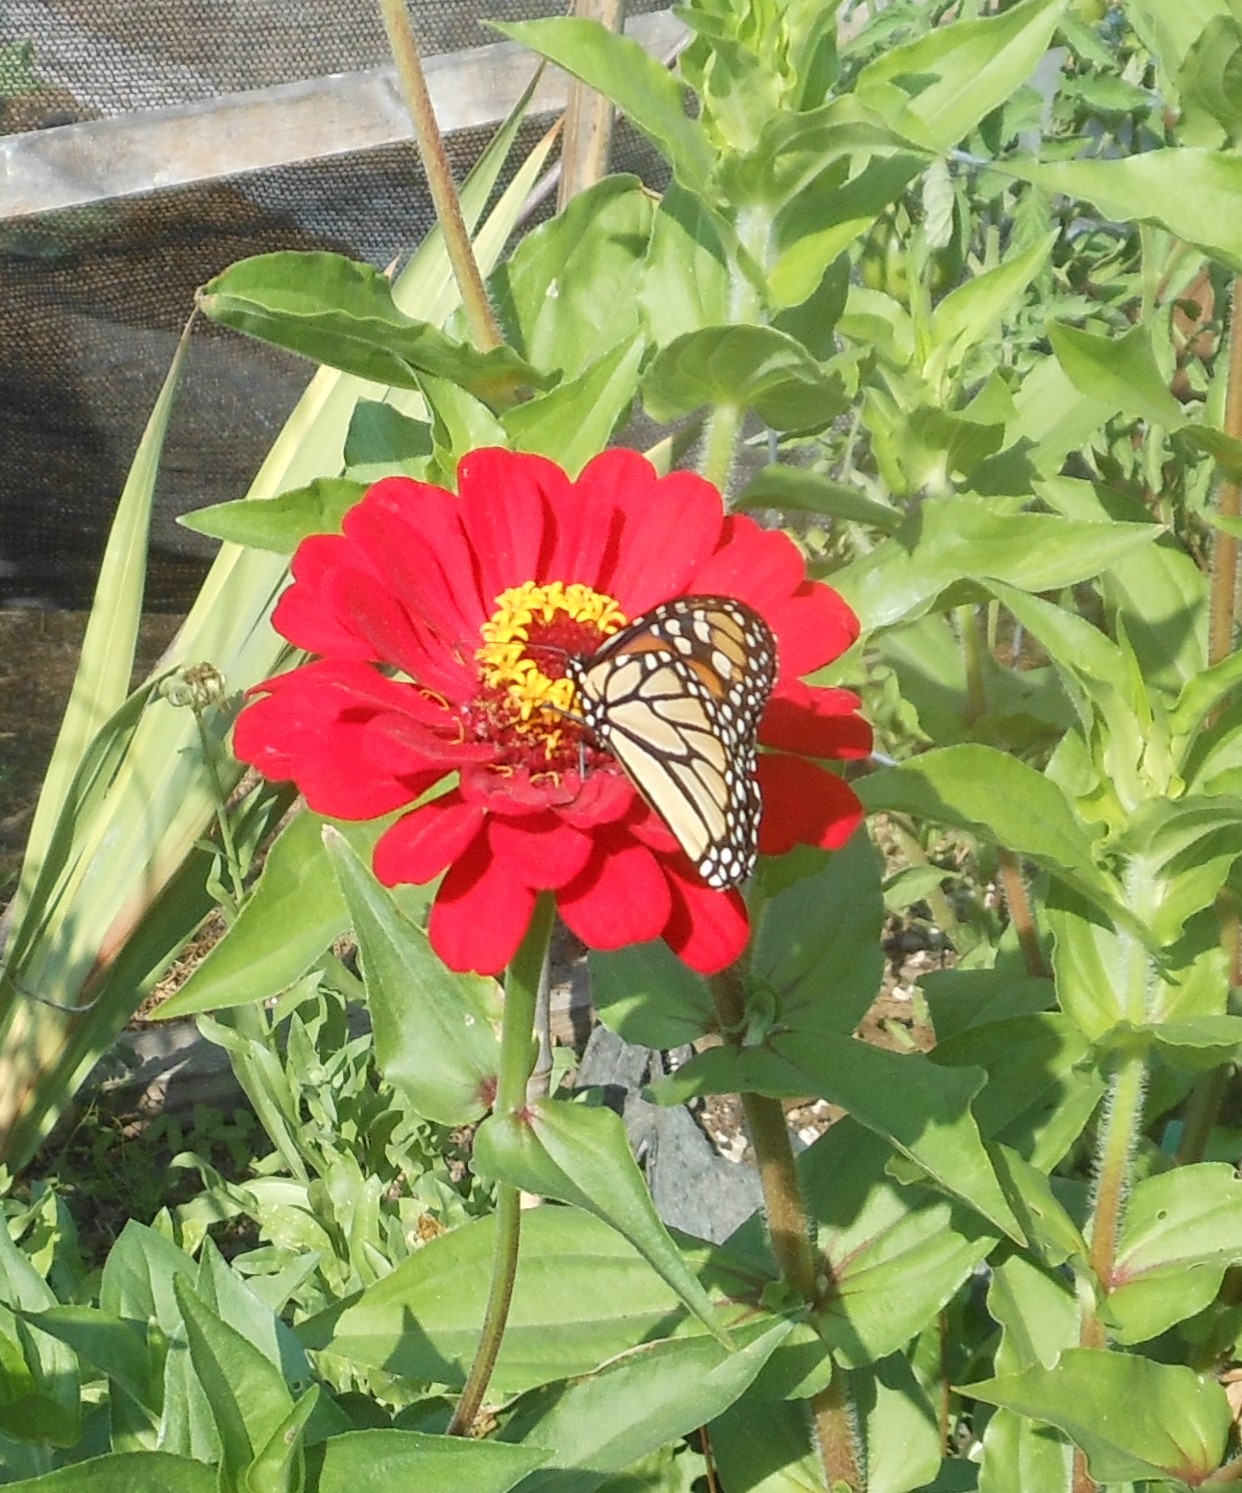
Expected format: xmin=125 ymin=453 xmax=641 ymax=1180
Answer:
xmin=568 ymin=596 xmax=777 ymax=888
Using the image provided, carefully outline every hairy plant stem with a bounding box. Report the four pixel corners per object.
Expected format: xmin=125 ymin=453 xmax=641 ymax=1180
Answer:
xmin=376 ymin=0 xmax=503 ymax=352
xmin=996 ymin=847 xmax=1047 ymax=979
xmin=448 ymin=894 xmax=556 ymax=1436
xmin=1182 ymin=275 xmax=1242 ymax=1176
xmin=710 ymin=963 xmax=862 ymax=1489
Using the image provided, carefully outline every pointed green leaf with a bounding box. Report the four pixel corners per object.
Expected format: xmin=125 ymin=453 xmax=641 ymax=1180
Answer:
xmin=834 ymin=498 xmax=1159 ymax=631
xmin=640 ymin=181 xmax=731 ymax=345
xmin=494 ymin=176 xmax=653 ymax=378
xmin=173 ymin=1277 xmax=293 ymax=1480
xmin=494 ymin=17 xmax=715 ymax=192
xmin=854 ymin=0 xmax=1067 ymax=152
xmin=312 ymin=1429 xmax=547 ymax=1493
xmin=303 ymin=1206 xmax=748 ymax=1396
xmin=1017 ymin=148 xmax=1242 ymax=274
xmin=857 ymin=747 xmax=1123 ymax=922
xmin=799 ymin=1121 xmax=997 ymax=1366
xmin=473 ymin=1098 xmax=728 ymax=1340
xmin=0 ymin=1452 xmax=217 ymax=1493
xmin=8 ymin=326 xmax=189 ymax=928
xmin=737 ymin=464 xmax=903 ymax=532
xmin=962 ymin=1349 xmax=1230 ymax=1486
xmin=1049 ymin=320 xmax=1186 ymax=431
xmin=751 ymin=830 xmax=887 ymax=1039
xmin=499 ymin=1322 xmax=791 ymax=1490
xmin=178 ymin=477 xmax=365 ymax=553
xmin=1109 ymin=1164 xmax=1242 ymax=1344
xmin=651 ymin=1036 xmax=1021 ymax=1240
xmin=642 ymin=324 xmax=848 ymax=430
xmin=198 ymin=251 xmax=551 ymax=403
xmin=323 ymin=826 xmax=500 ymax=1126
xmin=502 ymin=334 xmax=645 ymax=472
xmin=589 ymin=941 xmax=715 ymax=1050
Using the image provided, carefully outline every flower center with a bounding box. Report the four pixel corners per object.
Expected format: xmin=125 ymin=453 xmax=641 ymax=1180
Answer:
xmin=471 ymin=580 xmax=627 ymax=773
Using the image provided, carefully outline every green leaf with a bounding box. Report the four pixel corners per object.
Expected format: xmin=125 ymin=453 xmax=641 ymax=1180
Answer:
xmin=737 ymin=464 xmax=903 ymax=532
xmin=801 ymin=1121 xmax=998 ymax=1366
xmin=323 ymin=827 xmax=501 ymax=1127
xmin=709 ymin=1399 xmax=823 ymax=1493
xmin=1017 ymin=148 xmax=1242 ymax=274
xmin=0 ymin=1453 xmax=217 ymax=1493
xmin=962 ymin=1349 xmax=1231 ymax=1486
xmin=931 ymin=1014 xmax=1104 ymax=1171
xmin=642 ymin=324 xmax=848 ymax=431
xmin=920 ymin=968 xmax=1054 ymax=1041
xmin=247 ymin=1385 xmax=317 ymax=1493
xmin=7 ymin=328 xmax=189 ymax=931
xmin=1180 ymin=15 xmax=1242 ymax=146
xmin=833 ymin=497 xmax=1159 ymax=630
xmin=853 ymin=0 xmax=1068 ymax=152
xmin=311 ymin=1429 xmax=547 ymax=1493
xmin=651 ymin=1036 xmax=1021 ymax=1240
xmin=851 ymin=1354 xmax=944 ymax=1493
xmin=1108 ymin=1164 xmax=1242 ymax=1343
xmin=989 ymin=1146 xmax=1090 ymax=1272
xmin=857 ymin=747 xmax=1123 ymax=922
xmin=171 ymin=1279 xmax=289 ymax=1488
xmin=159 ymin=813 xmax=352 ymax=1018
xmin=640 ymin=182 xmax=732 ymax=345
xmin=493 ymin=18 xmax=715 ymax=192
xmin=499 ymin=1322 xmax=791 ymax=1491
xmin=473 ymin=1098 xmax=728 ymax=1341
xmin=1048 ymin=321 xmax=1186 ymax=430
xmin=17 ymin=1307 xmax=154 ymax=1410
xmin=501 ymin=334 xmax=645 ymax=472
xmin=589 ymin=941 xmax=716 ymax=1050
xmin=0 ymin=1221 xmax=80 ymax=1448
xmin=926 ymin=233 xmax=1056 ymax=385
xmin=198 ymin=251 xmax=550 ymax=403
xmin=178 ymin=478 xmax=366 ymax=553
xmin=494 ymin=176 xmax=653 ymax=378
xmin=303 ymin=1206 xmax=740 ymax=1397
xmin=751 ymin=830 xmax=887 ymax=1039
xmin=343 ymin=398 xmax=434 ymax=470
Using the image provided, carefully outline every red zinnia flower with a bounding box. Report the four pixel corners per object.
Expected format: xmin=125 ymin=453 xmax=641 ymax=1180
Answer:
xmin=233 ymin=449 xmax=871 ymax=975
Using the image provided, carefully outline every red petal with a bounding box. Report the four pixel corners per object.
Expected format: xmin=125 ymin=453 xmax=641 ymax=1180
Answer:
xmin=488 ymin=813 xmax=596 ymax=889
xmin=692 ymin=514 xmax=805 ymax=607
xmin=345 ymin=477 xmax=487 ymax=691
xmin=661 ymin=866 xmax=750 ymax=974
xmin=272 ymin=535 xmax=382 ymax=661
xmin=584 ymin=451 xmax=725 ymax=616
xmin=457 ymin=448 xmax=569 ymax=604
xmin=428 ymin=839 xmax=537 ymax=974
xmin=558 ymin=835 xmax=672 ymax=949
xmin=233 ymin=662 xmax=446 ymax=817
xmin=758 ymin=754 xmax=864 ymax=854
xmin=765 ymin=581 xmax=861 ymax=680
xmin=555 ymin=768 xmax=637 ymax=828
xmin=762 ymin=683 xmax=872 ymax=759
xmin=373 ymin=792 xmax=486 ymax=885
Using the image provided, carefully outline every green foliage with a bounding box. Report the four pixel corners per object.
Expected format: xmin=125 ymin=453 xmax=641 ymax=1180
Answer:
xmin=19 ymin=0 xmax=1242 ymax=1488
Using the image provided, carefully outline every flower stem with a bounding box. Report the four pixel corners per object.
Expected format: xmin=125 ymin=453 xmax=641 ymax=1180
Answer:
xmin=448 ymin=894 xmax=556 ymax=1435
xmin=376 ymin=0 xmax=503 ymax=353
xmin=1081 ymin=1045 xmax=1147 ymax=1350
xmin=710 ymin=963 xmax=862 ymax=1485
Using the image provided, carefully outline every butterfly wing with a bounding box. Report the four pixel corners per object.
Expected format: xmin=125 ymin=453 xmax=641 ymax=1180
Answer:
xmin=569 ymin=597 xmax=776 ymax=888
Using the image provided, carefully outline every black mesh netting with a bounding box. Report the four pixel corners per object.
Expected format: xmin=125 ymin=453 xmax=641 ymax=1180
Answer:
xmin=0 ymin=2 xmax=671 ymax=608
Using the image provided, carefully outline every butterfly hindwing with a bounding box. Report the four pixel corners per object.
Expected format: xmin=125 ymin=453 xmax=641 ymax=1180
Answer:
xmin=567 ymin=596 xmax=776 ymax=888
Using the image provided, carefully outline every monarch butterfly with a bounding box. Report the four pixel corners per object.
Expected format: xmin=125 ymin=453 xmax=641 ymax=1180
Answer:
xmin=566 ymin=595 xmax=777 ymax=889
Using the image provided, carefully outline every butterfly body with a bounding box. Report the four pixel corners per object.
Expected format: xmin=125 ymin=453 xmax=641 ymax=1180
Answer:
xmin=566 ymin=596 xmax=777 ymax=888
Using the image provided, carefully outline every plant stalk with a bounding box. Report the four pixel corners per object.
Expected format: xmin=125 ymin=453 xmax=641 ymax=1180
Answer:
xmin=710 ymin=963 xmax=861 ymax=1486
xmin=448 ymin=894 xmax=556 ymax=1435
xmin=1208 ymin=275 xmax=1242 ymax=668
xmin=1082 ymin=1045 xmax=1148 ymax=1350
xmin=376 ymin=0 xmax=503 ymax=353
